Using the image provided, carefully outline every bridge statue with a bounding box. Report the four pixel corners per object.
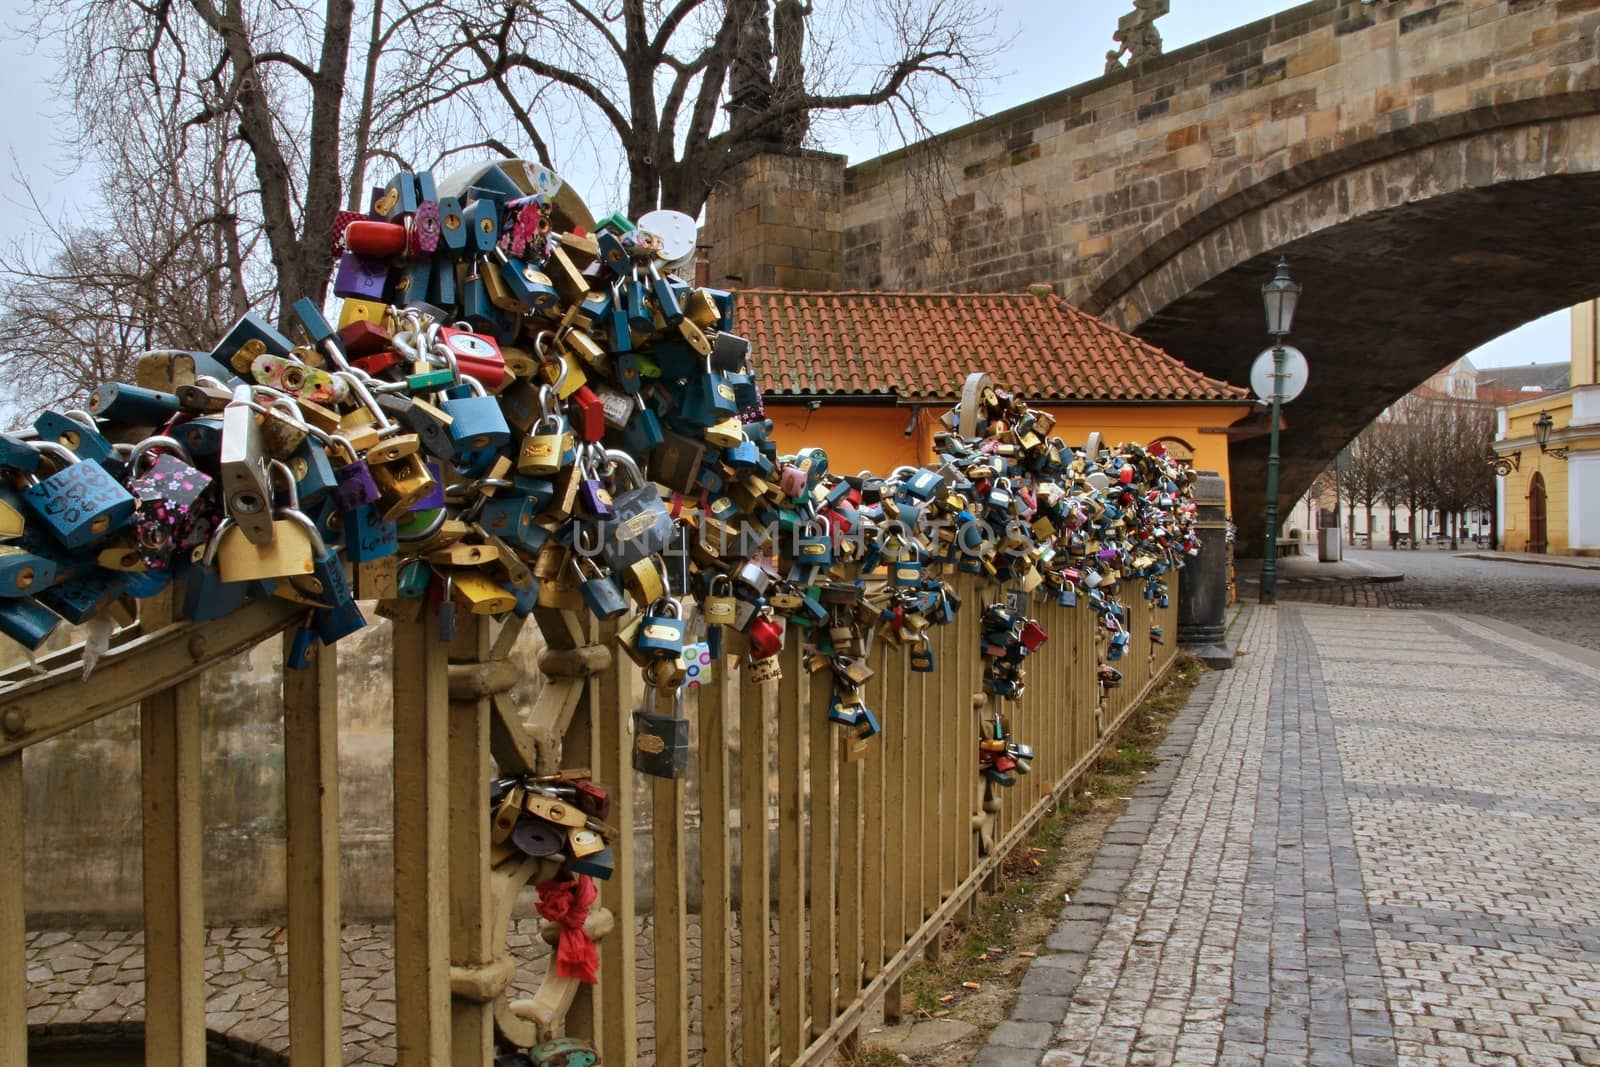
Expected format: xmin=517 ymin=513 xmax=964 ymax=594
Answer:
xmin=1107 ymin=0 xmax=1169 ymax=73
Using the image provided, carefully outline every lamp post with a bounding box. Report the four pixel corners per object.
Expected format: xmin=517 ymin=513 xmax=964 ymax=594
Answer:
xmin=1259 ymin=257 xmax=1301 ymax=605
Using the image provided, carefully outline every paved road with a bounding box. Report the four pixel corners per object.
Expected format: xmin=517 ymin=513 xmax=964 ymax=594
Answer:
xmin=1337 ymin=548 xmax=1600 ymax=653
xmin=982 ymin=603 xmax=1600 ymax=1067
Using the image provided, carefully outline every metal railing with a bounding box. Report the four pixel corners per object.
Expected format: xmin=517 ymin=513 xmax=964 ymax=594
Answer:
xmin=0 ymin=572 xmax=1178 ymax=1066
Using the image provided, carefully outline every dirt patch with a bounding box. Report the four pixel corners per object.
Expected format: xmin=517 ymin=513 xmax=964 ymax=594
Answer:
xmin=843 ymin=654 xmax=1207 ymax=1065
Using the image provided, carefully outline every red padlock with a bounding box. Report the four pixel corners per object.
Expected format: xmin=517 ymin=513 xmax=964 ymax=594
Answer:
xmin=438 ymin=327 xmax=510 ymax=392
xmin=344 ymin=219 xmax=408 ymax=257
xmin=747 ymin=614 xmax=785 ymax=659
xmin=1019 ymin=619 xmax=1048 ymax=652
xmin=1118 ymin=465 xmax=1135 ymax=485
xmin=339 ymin=318 xmax=394 ymax=357
xmin=353 ymin=350 xmax=406 ymax=377
xmin=568 ymin=385 xmax=607 ymax=443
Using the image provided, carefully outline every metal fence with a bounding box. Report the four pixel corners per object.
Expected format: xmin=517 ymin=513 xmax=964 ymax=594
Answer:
xmin=0 ymin=572 xmax=1177 ymax=1066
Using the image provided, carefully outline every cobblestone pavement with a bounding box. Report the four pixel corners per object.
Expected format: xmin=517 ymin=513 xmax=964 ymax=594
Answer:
xmin=25 ymin=916 xmax=746 ymax=1065
xmin=1312 ymin=549 xmax=1600 ymax=651
xmin=981 ymin=603 xmax=1600 ymax=1067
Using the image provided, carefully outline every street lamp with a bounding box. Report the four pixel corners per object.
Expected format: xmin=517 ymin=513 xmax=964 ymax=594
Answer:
xmin=1258 ymin=257 xmax=1300 ymax=605
xmin=1534 ymin=411 xmax=1569 ymax=460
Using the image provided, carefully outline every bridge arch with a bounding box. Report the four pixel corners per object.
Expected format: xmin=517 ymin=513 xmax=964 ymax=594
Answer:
xmin=1127 ymin=111 xmax=1600 ymax=549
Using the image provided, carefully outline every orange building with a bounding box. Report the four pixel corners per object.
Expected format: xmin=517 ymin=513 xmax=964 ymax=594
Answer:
xmin=734 ymin=287 xmax=1255 ymax=506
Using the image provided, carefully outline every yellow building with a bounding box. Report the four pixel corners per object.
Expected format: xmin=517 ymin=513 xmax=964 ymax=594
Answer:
xmin=1494 ymin=303 xmax=1600 ymax=554
xmin=735 ymin=287 xmax=1255 ymax=507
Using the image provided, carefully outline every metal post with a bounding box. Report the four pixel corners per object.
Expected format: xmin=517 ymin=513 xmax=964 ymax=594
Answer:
xmin=1260 ymin=342 xmax=1285 ymax=604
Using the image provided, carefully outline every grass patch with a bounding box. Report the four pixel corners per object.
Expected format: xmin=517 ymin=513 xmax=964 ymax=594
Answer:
xmin=883 ymin=653 xmax=1205 ymax=1031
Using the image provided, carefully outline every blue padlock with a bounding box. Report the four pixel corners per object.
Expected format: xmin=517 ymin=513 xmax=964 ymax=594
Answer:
xmin=0 ymin=597 xmax=62 ymax=651
xmin=21 ymin=441 xmax=137 ymax=551
xmin=441 ymin=378 xmax=511 ymax=452
xmin=345 ymin=503 xmax=399 ymax=562
xmin=35 ymin=411 xmax=123 ymax=476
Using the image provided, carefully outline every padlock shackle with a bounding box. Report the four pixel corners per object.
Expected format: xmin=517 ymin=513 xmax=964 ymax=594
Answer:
xmin=28 ymin=440 xmax=80 ymax=470
xmin=602 ymin=448 xmax=644 ymax=490
xmin=126 ymin=434 xmax=195 ymax=473
xmin=335 ymin=371 xmax=398 ymax=434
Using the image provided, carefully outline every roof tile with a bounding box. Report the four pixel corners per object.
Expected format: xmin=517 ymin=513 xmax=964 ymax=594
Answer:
xmin=733 ymin=289 xmax=1248 ymax=404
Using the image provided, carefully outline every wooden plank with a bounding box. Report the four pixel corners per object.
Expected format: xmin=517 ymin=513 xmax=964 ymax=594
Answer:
xmin=880 ymin=637 xmax=908 ymax=1025
xmin=140 ymin=588 xmax=206 ymax=1067
xmin=738 ymin=659 xmax=773 ymax=1065
xmin=860 ymin=640 xmax=887 ymax=979
xmin=776 ymin=639 xmax=807 ymax=1059
xmin=700 ymin=647 xmax=734 ymax=1064
xmin=652 ymin=682 xmax=690 ymax=1067
xmin=807 ymin=656 xmax=837 ymax=1038
xmin=282 ymin=633 xmax=342 ymax=1067
xmin=836 ymin=726 xmax=864 ymax=1027
xmin=594 ymin=622 xmax=637 ymax=1064
xmin=391 ymin=614 xmax=452 ymax=1067
xmin=0 ymin=753 xmax=23 ymax=1067
xmin=918 ymin=644 xmax=937 ymax=920
xmin=0 ymin=597 xmax=299 ymax=757
xmin=559 ymin=616 xmax=600 ymax=1044
xmin=448 ymin=616 xmax=494 ymax=1065
xmin=940 ymin=614 xmax=953 ymax=895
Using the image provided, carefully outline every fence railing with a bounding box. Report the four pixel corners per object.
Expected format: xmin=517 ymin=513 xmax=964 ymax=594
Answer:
xmin=0 ymin=570 xmax=1177 ymax=1066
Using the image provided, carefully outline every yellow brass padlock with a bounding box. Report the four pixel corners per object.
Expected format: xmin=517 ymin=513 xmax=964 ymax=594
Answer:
xmin=492 ymin=786 xmax=525 ymax=845
xmin=524 ymin=794 xmax=586 ymax=828
xmin=621 ymin=556 xmax=666 ymax=607
xmin=678 ymin=319 xmax=712 ymax=356
xmin=567 ymin=827 xmax=606 ymax=858
xmin=684 ymin=289 xmax=720 ymax=329
xmin=546 ymin=246 xmax=588 ymax=305
xmin=365 ymin=433 xmax=422 ymax=465
xmin=429 ymin=541 xmax=498 ymax=567
xmin=337 ymin=298 xmax=388 ymax=331
xmin=536 ymin=572 xmax=583 ymax=611
xmin=211 ymin=519 xmax=317 ymax=581
xmin=370 ymin=452 xmax=436 ymax=521
xmin=561 ymin=328 xmax=609 ymax=372
xmin=704 ymin=417 xmax=744 ymax=449
xmin=453 ymin=571 xmax=518 ymax=615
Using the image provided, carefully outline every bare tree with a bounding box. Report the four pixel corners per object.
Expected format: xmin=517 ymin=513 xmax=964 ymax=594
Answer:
xmin=1342 ymin=423 xmax=1391 ymax=547
xmin=395 ymin=0 xmax=1001 ymax=218
xmin=36 ymin=0 xmax=368 ymax=311
xmin=0 ymin=85 xmax=266 ymax=422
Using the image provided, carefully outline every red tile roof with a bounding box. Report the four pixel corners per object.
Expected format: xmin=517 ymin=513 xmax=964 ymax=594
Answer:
xmin=733 ymin=289 xmax=1250 ymax=404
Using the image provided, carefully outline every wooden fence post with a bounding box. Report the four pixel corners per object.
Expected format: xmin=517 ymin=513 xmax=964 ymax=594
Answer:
xmin=392 ymin=614 xmax=452 ymax=1067
xmin=140 ymin=590 xmax=207 ymax=1067
xmin=283 ymin=635 xmax=343 ymax=1067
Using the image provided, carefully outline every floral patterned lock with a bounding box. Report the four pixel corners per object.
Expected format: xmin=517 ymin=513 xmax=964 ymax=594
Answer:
xmin=125 ymin=435 xmax=217 ymax=566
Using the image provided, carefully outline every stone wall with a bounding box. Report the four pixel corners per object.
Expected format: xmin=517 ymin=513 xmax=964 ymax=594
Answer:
xmin=704 ymin=149 xmax=845 ymax=291
xmin=830 ymin=0 xmax=1600 ymax=326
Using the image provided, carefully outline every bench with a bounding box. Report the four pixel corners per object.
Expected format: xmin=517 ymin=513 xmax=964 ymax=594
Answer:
xmin=1274 ymin=537 xmax=1301 ymax=558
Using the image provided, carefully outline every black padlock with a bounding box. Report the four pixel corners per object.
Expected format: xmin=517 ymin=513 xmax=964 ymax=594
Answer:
xmin=632 ymin=689 xmax=690 ymax=779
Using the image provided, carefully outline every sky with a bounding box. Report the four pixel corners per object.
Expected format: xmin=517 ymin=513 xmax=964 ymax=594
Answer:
xmin=0 ymin=0 xmax=1571 ymax=370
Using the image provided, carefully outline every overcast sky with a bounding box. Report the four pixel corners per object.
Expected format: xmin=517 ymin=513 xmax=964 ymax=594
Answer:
xmin=0 ymin=0 xmax=1571 ymax=369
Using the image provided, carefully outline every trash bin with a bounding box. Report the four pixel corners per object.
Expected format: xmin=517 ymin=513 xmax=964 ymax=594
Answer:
xmin=1318 ymin=527 xmax=1342 ymax=562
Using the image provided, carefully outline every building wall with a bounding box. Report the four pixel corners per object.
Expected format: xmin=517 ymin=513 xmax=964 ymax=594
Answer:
xmin=1499 ymin=398 xmax=1574 ymax=555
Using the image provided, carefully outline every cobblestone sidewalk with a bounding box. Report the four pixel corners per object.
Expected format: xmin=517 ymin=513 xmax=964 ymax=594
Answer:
xmin=981 ymin=603 xmax=1600 ymax=1067
xmin=26 ymin=916 xmax=742 ymax=1065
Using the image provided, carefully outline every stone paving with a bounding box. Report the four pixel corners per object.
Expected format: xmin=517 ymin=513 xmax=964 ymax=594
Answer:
xmin=980 ymin=602 xmax=1600 ymax=1067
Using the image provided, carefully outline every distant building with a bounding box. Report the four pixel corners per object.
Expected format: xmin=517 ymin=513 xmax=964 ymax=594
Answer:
xmin=1492 ymin=303 xmax=1600 ymax=555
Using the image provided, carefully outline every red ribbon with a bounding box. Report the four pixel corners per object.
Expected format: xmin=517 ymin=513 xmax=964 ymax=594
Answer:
xmin=536 ymin=875 xmax=601 ymax=985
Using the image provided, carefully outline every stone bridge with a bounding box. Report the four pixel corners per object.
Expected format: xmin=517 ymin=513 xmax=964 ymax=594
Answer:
xmin=809 ymin=0 xmax=1600 ymax=548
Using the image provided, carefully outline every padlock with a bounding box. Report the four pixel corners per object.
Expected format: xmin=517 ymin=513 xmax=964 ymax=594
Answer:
xmin=632 ymin=688 xmax=690 ymax=779
xmin=20 ymin=441 xmax=137 ymax=551
xmin=575 ymin=550 xmax=629 ymax=621
xmin=35 ymin=411 xmax=122 ymax=475
xmin=440 ymin=375 xmax=511 ymax=452
xmin=702 ymin=574 xmax=738 ymax=627
xmin=205 ymin=463 xmax=323 ymax=582
xmin=575 ymin=445 xmax=616 ymax=522
xmin=635 ymin=596 xmax=685 ymax=659
xmin=598 ymin=450 xmax=673 ymax=572
xmin=124 ymin=435 xmax=216 ymax=563
xmin=0 ymin=596 xmax=62 ymax=651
